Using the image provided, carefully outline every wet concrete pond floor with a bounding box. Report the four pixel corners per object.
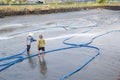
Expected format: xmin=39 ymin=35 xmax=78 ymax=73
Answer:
xmin=0 ymin=9 xmax=120 ymax=80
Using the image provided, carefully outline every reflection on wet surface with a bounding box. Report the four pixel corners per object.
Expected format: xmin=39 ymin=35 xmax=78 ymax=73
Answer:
xmin=118 ymin=73 xmax=120 ymax=80
xmin=38 ymin=56 xmax=47 ymax=76
xmin=118 ymin=78 xmax=120 ymax=80
xmin=28 ymin=56 xmax=36 ymax=69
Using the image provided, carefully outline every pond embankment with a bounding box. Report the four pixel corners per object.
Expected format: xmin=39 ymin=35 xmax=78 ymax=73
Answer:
xmin=0 ymin=5 xmax=120 ymax=18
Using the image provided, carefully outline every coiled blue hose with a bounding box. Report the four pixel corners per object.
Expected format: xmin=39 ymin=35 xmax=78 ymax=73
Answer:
xmin=0 ymin=26 xmax=120 ymax=80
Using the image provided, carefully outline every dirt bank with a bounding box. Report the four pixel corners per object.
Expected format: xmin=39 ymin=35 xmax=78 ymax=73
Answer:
xmin=0 ymin=5 xmax=120 ymax=18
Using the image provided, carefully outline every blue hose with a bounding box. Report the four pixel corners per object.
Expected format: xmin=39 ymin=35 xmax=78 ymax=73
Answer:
xmin=0 ymin=48 xmax=26 ymax=61
xmin=0 ymin=48 xmax=26 ymax=72
xmin=0 ymin=56 xmax=24 ymax=72
xmin=59 ymin=30 xmax=120 ymax=80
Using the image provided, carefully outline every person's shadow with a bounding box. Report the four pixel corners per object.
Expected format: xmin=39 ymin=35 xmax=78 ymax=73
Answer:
xmin=38 ymin=56 xmax=47 ymax=76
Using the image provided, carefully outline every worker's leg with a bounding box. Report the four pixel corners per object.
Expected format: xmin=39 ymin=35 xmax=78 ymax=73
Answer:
xmin=42 ymin=51 xmax=44 ymax=57
xmin=38 ymin=47 xmax=40 ymax=56
xmin=42 ymin=47 xmax=45 ymax=57
xmin=38 ymin=50 xmax=41 ymax=56
xmin=27 ymin=45 xmax=30 ymax=55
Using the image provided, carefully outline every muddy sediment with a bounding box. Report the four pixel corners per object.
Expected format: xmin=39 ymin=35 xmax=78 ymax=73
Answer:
xmin=104 ymin=6 xmax=120 ymax=10
xmin=0 ymin=5 xmax=120 ymax=18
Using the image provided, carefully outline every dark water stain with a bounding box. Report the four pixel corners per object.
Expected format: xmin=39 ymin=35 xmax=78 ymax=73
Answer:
xmin=44 ymin=22 xmax=55 ymax=26
xmin=0 ymin=26 xmax=28 ymax=34
xmin=0 ymin=28 xmax=15 ymax=34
